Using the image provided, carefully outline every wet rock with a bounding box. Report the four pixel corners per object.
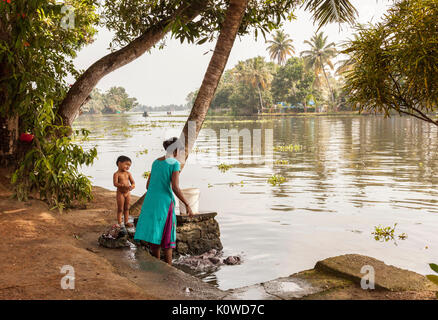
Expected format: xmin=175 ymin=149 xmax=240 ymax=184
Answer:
xmin=315 ymin=254 xmax=434 ymax=292
xmin=174 ymin=249 xmax=242 ymax=271
xmin=98 ymin=224 xmax=130 ymax=249
xmin=224 ymin=256 xmax=241 ymax=265
xmin=175 ymin=212 xmax=223 ymax=256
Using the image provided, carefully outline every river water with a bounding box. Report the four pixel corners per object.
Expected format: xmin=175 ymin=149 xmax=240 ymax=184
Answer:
xmin=73 ymin=112 xmax=438 ymax=290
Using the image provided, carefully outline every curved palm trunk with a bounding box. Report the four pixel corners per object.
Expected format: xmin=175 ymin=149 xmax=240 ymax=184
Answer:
xmin=321 ymin=62 xmax=335 ymax=110
xmin=130 ymin=0 xmax=249 ymax=215
xmin=58 ymin=3 xmax=205 ymax=127
xmin=257 ymin=84 xmax=264 ymax=113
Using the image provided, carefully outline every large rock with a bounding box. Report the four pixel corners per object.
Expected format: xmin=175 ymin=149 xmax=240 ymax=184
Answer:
xmin=175 ymin=212 xmax=223 ymax=256
xmin=315 ymin=254 xmax=433 ymax=292
xmin=133 ymin=212 xmax=223 ymax=256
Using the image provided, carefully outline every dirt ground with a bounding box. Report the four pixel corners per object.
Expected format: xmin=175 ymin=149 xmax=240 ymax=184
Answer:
xmin=0 ymin=169 xmax=225 ymax=300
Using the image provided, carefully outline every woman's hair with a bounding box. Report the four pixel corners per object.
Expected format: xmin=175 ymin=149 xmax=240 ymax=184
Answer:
xmin=116 ymin=155 xmax=131 ymax=165
xmin=163 ymin=137 xmax=183 ymax=152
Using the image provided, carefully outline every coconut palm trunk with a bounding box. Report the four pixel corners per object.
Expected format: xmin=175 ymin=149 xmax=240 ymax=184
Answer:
xmin=321 ymin=62 xmax=335 ymax=110
xmin=257 ymin=84 xmax=264 ymax=113
xmin=130 ymin=0 xmax=249 ymax=215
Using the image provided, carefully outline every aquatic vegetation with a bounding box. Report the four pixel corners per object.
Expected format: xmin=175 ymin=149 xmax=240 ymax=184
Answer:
xmin=229 ymin=181 xmax=244 ymax=187
xmin=136 ymin=149 xmax=149 ymax=157
xmin=217 ymin=163 xmax=232 ymax=172
xmin=142 ymin=171 xmax=150 ymax=179
xmin=372 ymin=224 xmax=408 ymax=243
xmin=268 ymin=175 xmax=286 ymax=186
xmin=193 ymin=147 xmax=208 ymax=153
xmin=372 ymin=224 xmax=396 ymax=242
xmin=274 ymin=159 xmax=289 ymax=165
xmin=273 ymin=144 xmax=302 ymax=152
xmin=426 ymin=263 xmax=438 ymax=298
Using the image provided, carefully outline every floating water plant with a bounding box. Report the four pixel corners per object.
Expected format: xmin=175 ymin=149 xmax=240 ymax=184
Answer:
xmin=372 ymin=223 xmax=408 ymax=243
xmin=268 ymin=175 xmax=286 ymax=186
xmin=274 ymin=159 xmax=289 ymax=165
xmin=136 ymin=149 xmax=148 ymax=157
xmin=142 ymin=171 xmax=150 ymax=179
xmin=217 ymin=163 xmax=232 ymax=172
xmin=229 ymin=181 xmax=244 ymax=187
xmin=273 ymin=144 xmax=303 ymax=152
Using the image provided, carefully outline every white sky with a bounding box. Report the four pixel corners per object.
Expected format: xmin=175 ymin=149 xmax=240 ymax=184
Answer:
xmin=73 ymin=0 xmax=393 ymax=107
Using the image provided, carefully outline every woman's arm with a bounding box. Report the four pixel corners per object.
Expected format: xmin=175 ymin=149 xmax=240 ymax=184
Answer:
xmin=171 ymin=171 xmax=193 ymax=216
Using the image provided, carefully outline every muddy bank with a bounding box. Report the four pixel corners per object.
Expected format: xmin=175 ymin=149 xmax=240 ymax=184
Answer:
xmin=0 ymin=175 xmax=436 ymax=300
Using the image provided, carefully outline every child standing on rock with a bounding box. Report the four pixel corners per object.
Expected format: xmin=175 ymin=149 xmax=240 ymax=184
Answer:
xmin=113 ymin=155 xmax=135 ymax=228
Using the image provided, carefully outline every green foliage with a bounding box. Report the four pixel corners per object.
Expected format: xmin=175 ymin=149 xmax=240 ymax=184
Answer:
xmin=372 ymin=223 xmax=408 ymax=243
xmin=274 ymin=144 xmax=303 ymax=152
xmin=343 ymin=0 xmax=438 ymax=124
xmin=0 ymin=0 xmax=99 ymax=119
xmin=268 ymin=175 xmax=286 ymax=186
xmin=82 ymin=87 xmax=139 ymax=114
xmin=266 ymin=30 xmax=295 ymax=66
xmin=102 ymin=0 xmax=302 ymax=48
xmin=1 ymin=1 xmax=99 ymax=210
xmin=217 ymin=163 xmax=232 ymax=173
xmin=11 ymin=100 xmax=97 ymax=211
xmin=271 ymin=57 xmax=315 ymax=106
xmin=427 ymin=263 xmax=438 ymax=298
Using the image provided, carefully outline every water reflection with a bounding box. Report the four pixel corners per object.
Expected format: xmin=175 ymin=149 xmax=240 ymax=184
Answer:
xmin=74 ymin=113 xmax=438 ymax=290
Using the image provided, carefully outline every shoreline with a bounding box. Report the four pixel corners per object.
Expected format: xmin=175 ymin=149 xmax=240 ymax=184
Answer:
xmin=0 ymin=178 xmax=436 ymax=300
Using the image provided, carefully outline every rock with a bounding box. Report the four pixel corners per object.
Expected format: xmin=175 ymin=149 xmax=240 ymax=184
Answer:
xmin=175 ymin=212 xmax=223 ymax=256
xmin=98 ymin=234 xmax=130 ymax=248
xmin=224 ymin=256 xmax=241 ymax=265
xmin=209 ymin=257 xmax=221 ymax=265
xmin=315 ymin=254 xmax=433 ymax=292
xmin=98 ymin=224 xmax=130 ymax=249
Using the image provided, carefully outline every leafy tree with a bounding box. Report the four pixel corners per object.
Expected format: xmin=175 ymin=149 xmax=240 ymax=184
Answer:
xmin=271 ymin=57 xmax=315 ymax=108
xmin=0 ymin=0 xmax=99 ymax=208
xmin=343 ymin=0 xmax=438 ymax=125
xmin=234 ymin=56 xmax=275 ymax=112
xmin=266 ymin=30 xmax=295 ymax=66
xmin=301 ymin=32 xmax=337 ymax=103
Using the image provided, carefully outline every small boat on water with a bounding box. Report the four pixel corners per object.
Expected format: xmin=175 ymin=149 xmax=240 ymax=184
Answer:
xmin=142 ymin=111 xmax=149 ymax=117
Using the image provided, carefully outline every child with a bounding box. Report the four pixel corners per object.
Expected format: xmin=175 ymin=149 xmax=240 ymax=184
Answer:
xmin=113 ymin=155 xmax=135 ymax=228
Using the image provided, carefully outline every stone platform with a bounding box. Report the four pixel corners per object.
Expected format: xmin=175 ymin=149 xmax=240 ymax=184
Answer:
xmin=133 ymin=211 xmax=223 ymax=256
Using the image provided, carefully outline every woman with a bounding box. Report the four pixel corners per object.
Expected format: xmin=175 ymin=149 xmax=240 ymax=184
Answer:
xmin=134 ymin=137 xmax=193 ymax=265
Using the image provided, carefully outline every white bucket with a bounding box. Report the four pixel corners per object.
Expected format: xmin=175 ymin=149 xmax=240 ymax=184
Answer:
xmin=179 ymin=188 xmax=200 ymax=215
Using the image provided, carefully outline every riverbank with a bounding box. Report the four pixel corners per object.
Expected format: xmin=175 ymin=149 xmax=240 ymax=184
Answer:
xmin=0 ymin=172 xmax=436 ymax=299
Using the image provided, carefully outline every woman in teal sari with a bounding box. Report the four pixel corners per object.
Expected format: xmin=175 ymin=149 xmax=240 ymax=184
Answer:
xmin=134 ymin=137 xmax=193 ymax=265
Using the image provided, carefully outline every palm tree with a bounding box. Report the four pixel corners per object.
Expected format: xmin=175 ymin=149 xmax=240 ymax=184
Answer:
xmin=130 ymin=0 xmax=358 ymax=214
xmin=300 ymin=32 xmax=337 ymax=105
xmin=266 ymin=30 xmax=295 ymax=66
xmin=234 ymin=57 xmax=273 ymax=112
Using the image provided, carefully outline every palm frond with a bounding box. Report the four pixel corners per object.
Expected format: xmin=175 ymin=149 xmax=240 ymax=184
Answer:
xmin=303 ymin=0 xmax=358 ymax=30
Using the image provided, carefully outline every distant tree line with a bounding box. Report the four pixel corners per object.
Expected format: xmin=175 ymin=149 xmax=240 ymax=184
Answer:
xmin=186 ymin=31 xmax=352 ymax=116
xmin=82 ymin=86 xmax=139 ymax=114
xmin=132 ymin=104 xmax=189 ymax=112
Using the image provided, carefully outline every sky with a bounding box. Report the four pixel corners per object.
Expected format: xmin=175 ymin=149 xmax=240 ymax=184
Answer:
xmin=73 ymin=0 xmax=393 ymax=107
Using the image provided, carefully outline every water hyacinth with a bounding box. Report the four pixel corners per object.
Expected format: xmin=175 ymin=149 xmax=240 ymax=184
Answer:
xmin=268 ymin=175 xmax=286 ymax=186
xmin=217 ymin=163 xmax=232 ymax=173
xmin=273 ymin=144 xmax=303 ymax=152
